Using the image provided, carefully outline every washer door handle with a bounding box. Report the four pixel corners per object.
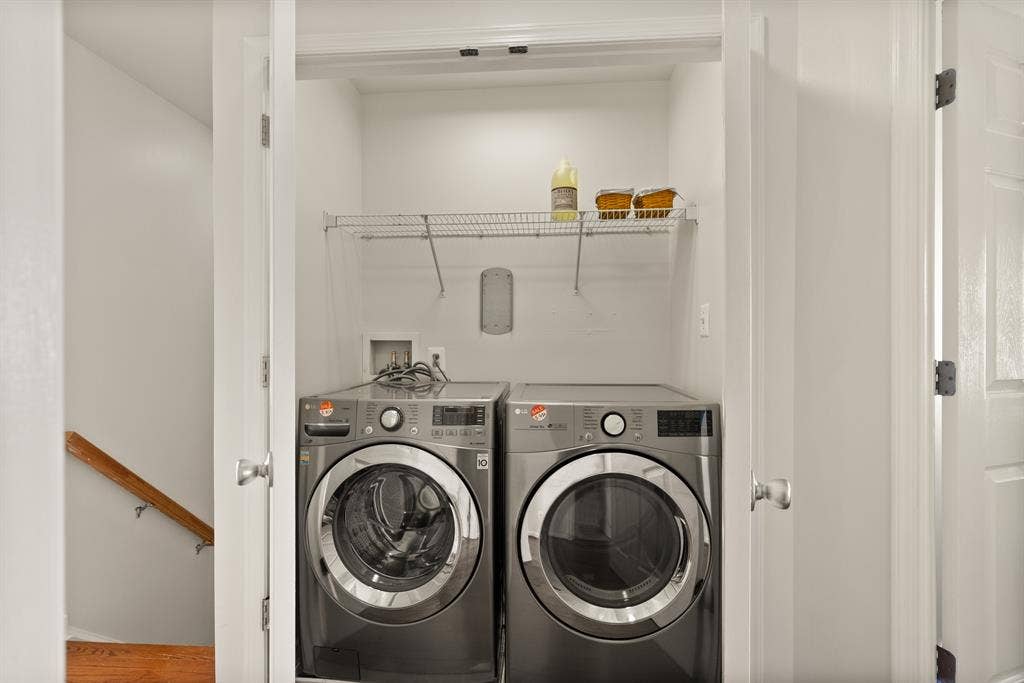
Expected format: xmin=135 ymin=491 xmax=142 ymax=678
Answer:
xmin=237 ymin=452 xmax=273 ymax=487
xmin=750 ymin=471 xmax=791 ymax=511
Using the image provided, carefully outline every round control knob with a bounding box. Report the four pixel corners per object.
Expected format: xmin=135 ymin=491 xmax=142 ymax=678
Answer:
xmin=601 ymin=412 xmax=626 ymax=437
xmin=379 ymin=407 xmax=403 ymax=432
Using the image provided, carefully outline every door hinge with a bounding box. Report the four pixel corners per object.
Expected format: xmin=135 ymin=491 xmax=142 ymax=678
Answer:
xmin=936 ymin=360 xmax=957 ymax=396
xmin=936 ymin=68 xmax=956 ymax=109
xmin=261 ymin=114 xmax=270 ymax=148
xmin=261 ymin=596 xmax=270 ymax=631
xmin=260 ymin=354 xmax=270 ymax=388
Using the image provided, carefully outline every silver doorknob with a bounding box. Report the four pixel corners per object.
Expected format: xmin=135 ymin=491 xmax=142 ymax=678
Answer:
xmin=751 ymin=471 xmax=791 ymax=511
xmin=236 ymin=452 xmax=273 ymax=487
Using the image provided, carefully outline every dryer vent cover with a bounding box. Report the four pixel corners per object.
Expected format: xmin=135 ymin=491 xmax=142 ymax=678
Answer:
xmin=481 ymin=267 xmax=513 ymax=335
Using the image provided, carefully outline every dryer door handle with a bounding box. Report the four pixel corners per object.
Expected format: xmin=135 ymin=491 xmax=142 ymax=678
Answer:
xmin=750 ymin=471 xmax=791 ymax=511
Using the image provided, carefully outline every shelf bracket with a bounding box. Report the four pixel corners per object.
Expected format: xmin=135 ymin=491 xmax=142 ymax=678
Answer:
xmin=573 ymin=219 xmax=584 ymax=295
xmin=423 ymin=214 xmax=446 ymax=297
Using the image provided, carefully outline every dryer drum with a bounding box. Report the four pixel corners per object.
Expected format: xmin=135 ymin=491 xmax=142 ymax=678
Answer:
xmin=519 ymin=450 xmax=710 ymax=640
xmin=541 ymin=474 xmax=687 ymax=609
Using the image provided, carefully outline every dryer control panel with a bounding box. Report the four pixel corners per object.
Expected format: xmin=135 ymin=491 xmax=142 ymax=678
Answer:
xmin=575 ymin=405 xmax=712 ymax=446
xmin=507 ymin=400 xmax=719 ymax=456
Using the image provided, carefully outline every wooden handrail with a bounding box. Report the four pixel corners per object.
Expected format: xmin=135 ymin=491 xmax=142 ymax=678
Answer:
xmin=65 ymin=431 xmax=214 ymax=546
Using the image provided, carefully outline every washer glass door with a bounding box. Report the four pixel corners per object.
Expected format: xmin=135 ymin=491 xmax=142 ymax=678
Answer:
xmin=520 ymin=451 xmax=711 ymax=639
xmin=308 ymin=443 xmax=480 ymax=624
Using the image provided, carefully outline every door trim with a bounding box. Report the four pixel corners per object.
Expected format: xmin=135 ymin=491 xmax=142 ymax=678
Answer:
xmin=0 ymin=3 xmax=65 ymax=679
xmin=278 ymin=6 xmax=763 ymax=679
xmin=295 ymin=15 xmax=722 ymax=81
xmin=269 ymin=2 xmax=297 ymax=682
xmin=888 ymin=1 xmax=938 ymax=680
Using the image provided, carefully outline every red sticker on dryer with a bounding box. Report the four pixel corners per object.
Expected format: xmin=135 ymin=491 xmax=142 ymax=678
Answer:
xmin=319 ymin=400 xmax=334 ymax=417
xmin=530 ymin=404 xmax=547 ymax=422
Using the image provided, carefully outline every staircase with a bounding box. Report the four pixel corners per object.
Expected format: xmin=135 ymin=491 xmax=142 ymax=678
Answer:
xmin=64 ymin=433 xmax=215 ymax=682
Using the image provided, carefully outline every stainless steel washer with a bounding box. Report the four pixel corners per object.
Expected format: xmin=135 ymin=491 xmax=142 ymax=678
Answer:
xmin=297 ymin=382 xmax=508 ymax=682
xmin=505 ymin=384 xmax=721 ymax=682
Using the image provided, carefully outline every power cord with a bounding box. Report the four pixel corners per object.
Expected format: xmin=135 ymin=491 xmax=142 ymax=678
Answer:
xmin=348 ymin=357 xmax=451 ymax=391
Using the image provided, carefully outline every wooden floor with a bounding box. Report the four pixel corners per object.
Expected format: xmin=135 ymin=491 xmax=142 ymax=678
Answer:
xmin=67 ymin=641 xmax=214 ymax=683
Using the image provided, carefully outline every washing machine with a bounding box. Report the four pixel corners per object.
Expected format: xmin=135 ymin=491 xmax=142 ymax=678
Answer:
xmin=297 ymin=381 xmax=508 ymax=682
xmin=505 ymin=383 xmax=721 ymax=682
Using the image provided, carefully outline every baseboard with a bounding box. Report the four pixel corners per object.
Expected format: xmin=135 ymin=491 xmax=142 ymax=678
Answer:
xmin=66 ymin=624 xmax=122 ymax=643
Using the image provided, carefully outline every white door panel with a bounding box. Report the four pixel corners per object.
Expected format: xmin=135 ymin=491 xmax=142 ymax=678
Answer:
xmin=212 ymin=1 xmax=272 ymax=679
xmin=943 ymin=1 xmax=1024 ymax=680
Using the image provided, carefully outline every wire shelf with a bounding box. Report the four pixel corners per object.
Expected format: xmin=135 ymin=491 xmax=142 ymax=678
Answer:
xmin=320 ymin=206 xmax=698 ymax=297
xmin=323 ymin=208 xmax=695 ymax=239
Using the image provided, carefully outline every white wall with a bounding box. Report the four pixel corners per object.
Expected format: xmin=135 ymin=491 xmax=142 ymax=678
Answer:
xmin=667 ymin=62 xmax=725 ymax=400
xmin=0 ymin=2 xmax=65 ymax=679
xmin=64 ymin=37 xmax=213 ymax=645
xmin=357 ymin=80 xmax=677 ymax=383
xmin=296 ymin=79 xmax=363 ymax=397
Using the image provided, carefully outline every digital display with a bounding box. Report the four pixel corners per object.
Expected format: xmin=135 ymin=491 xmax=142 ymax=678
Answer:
xmin=432 ymin=405 xmax=486 ymax=426
xmin=657 ymin=410 xmax=713 ymax=437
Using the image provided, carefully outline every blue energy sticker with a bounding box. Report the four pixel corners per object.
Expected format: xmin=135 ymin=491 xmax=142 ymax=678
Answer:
xmin=298 ymin=449 xmax=311 ymax=465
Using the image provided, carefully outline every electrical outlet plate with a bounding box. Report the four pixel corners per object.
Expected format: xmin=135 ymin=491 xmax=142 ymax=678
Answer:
xmin=698 ymin=303 xmax=710 ymax=338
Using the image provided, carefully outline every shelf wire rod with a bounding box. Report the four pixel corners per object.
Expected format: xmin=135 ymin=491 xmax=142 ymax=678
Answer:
xmin=423 ymin=214 xmax=446 ymax=297
xmin=573 ymin=217 xmax=584 ymax=295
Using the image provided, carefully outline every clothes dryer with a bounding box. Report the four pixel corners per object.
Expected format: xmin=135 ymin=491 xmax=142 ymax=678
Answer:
xmin=505 ymin=383 xmax=720 ymax=682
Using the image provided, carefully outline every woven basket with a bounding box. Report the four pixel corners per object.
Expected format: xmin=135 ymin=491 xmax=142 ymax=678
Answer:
xmin=633 ymin=188 xmax=680 ymax=219
xmin=595 ymin=189 xmax=633 ymax=219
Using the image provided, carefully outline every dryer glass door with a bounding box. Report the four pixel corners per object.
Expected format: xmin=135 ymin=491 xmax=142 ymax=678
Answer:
xmin=543 ymin=474 xmax=683 ymax=608
xmin=520 ymin=451 xmax=710 ymax=639
xmin=308 ymin=443 xmax=480 ymax=624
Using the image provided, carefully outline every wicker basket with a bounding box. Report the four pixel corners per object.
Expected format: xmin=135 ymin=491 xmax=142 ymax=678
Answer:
xmin=595 ymin=189 xmax=633 ymax=219
xmin=633 ymin=187 xmax=680 ymax=219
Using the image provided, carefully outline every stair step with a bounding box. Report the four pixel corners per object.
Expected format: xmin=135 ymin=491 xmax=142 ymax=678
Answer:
xmin=67 ymin=641 xmax=214 ymax=683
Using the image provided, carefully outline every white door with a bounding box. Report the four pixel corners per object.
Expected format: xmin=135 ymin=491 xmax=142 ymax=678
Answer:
xmin=211 ymin=0 xmax=290 ymax=680
xmin=942 ymin=1 xmax=1024 ymax=681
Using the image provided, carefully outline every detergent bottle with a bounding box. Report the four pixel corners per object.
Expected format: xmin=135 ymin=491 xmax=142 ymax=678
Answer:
xmin=550 ymin=157 xmax=578 ymax=221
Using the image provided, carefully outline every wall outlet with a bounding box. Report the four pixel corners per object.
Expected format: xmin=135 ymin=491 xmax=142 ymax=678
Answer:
xmin=427 ymin=346 xmax=447 ymax=374
xmin=698 ymin=303 xmax=711 ymax=338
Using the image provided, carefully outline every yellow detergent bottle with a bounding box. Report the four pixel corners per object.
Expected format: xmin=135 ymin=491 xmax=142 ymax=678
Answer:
xmin=551 ymin=157 xmax=578 ymax=221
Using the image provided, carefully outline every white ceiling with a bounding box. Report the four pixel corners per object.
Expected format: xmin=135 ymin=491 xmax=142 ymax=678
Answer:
xmin=351 ymin=64 xmax=675 ymax=95
xmin=64 ymin=0 xmax=213 ymax=127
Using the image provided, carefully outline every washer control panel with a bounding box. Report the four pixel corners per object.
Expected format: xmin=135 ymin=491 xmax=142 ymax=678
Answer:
xmin=298 ymin=398 xmax=356 ymax=445
xmin=354 ymin=401 xmax=490 ymax=448
xmin=601 ymin=411 xmax=626 ymax=437
xmin=379 ymin=407 xmax=403 ymax=431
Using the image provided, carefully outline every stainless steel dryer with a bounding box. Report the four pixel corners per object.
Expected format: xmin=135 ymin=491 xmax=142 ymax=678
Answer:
xmin=505 ymin=384 xmax=721 ymax=682
xmin=297 ymin=382 xmax=508 ymax=682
